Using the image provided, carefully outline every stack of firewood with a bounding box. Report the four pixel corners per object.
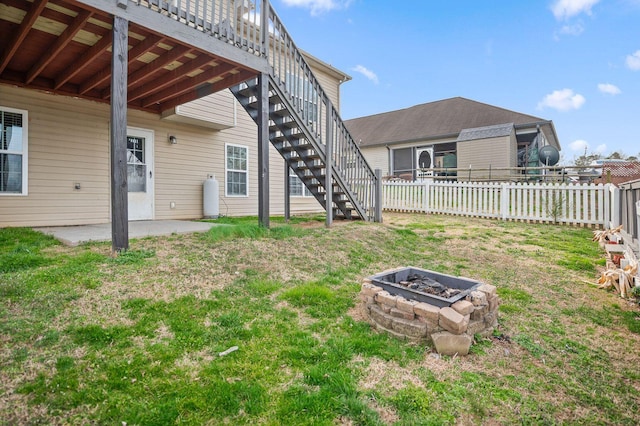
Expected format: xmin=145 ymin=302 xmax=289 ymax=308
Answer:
xmin=593 ymin=226 xmax=639 ymax=299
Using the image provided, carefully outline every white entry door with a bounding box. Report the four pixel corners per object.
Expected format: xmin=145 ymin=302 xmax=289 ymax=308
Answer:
xmin=127 ymin=128 xmax=154 ymax=221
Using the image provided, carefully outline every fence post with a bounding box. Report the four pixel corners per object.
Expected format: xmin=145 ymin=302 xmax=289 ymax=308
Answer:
xmin=423 ymin=180 xmax=430 ymax=213
xmin=501 ymin=183 xmax=509 ymax=220
xmin=610 ymin=184 xmax=621 ymax=228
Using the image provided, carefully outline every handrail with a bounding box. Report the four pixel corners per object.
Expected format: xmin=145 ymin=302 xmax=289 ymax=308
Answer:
xmin=265 ymin=4 xmax=378 ymax=220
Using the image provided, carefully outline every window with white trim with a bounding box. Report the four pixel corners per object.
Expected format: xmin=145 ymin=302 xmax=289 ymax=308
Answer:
xmin=1 ymin=107 xmax=27 ymax=195
xmin=289 ymin=168 xmax=312 ymax=197
xmin=225 ymin=143 xmax=248 ymax=196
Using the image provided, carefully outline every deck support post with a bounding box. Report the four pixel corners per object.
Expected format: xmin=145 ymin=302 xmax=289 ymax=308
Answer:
xmin=284 ymin=162 xmax=290 ymax=222
xmin=257 ymin=72 xmax=270 ymax=228
xmin=110 ymin=15 xmax=129 ymax=253
xmin=374 ymin=168 xmax=383 ymax=222
xmin=325 ymin=108 xmax=333 ymax=227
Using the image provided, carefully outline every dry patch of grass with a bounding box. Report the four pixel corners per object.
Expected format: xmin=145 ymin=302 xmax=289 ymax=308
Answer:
xmin=1 ymin=213 xmax=639 ymax=425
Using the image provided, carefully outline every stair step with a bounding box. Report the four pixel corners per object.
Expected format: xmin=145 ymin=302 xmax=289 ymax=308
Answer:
xmin=247 ymin=94 xmax=282 ymax=110
xmin=231 ymin=76 xmax=372 ymax=222
xmin=234 ymin=86 xmax=256 ymax=98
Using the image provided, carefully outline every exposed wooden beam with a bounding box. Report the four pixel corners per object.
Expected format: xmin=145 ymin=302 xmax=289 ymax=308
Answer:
xmin=110 ymin=15 xmax=129 ymax=253
xmin=154 ymin=69 xmax=255 ymax=112
xmin=139 ymin=62 xmax=236 ymax=107
xmin=0 ymin=0 xmax=48 ymax=74
xmin=79 ymin=34 xmax=164 ymax=95
xmin=54 ymin=33 xmax=112 ymax=90
xmin=128 ymin=54 xmax=216 ymax=102
xmin=125 ymin=45 xmax=192 ymax=89
xmin=26 ymin=9 xmax=93 ymax=84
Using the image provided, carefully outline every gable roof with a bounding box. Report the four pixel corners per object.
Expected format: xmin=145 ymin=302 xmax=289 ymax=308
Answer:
xmin=344 ymin=97 xmax=559 ymax=149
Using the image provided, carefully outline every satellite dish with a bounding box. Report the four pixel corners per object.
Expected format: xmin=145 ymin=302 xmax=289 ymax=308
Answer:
xmin=538 ymin=145 xmax=559 ymax=166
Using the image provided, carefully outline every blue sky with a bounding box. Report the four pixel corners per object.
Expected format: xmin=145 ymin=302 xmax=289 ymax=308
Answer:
xmin=271 ymin=0 xmax=640 ymax=162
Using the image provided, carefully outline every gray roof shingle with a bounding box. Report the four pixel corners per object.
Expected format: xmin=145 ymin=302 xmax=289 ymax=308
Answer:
xmin=344 ymin=97 xmax=559 ymax=148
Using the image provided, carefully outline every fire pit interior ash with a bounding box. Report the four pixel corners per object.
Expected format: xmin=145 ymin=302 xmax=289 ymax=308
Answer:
xmin=369 ymin=267 xmax=480 ymax=308
xmin=399 ymin=273 xmax=462 ymax=298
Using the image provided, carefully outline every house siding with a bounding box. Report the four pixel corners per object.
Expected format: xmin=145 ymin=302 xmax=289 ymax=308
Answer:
xmin=361 ymin=145 xmax=389 ymax=176
xmin=0 ymin=84 xmax=322 ymax=227
xmin=456 ymin=134 xmax=514 ymax=180
xmin=164 ymin=90 xmax=237 ymax=130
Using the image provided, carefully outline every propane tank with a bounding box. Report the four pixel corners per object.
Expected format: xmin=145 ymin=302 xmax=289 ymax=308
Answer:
xmin=203 ymin=174 xmax=219 ymax=219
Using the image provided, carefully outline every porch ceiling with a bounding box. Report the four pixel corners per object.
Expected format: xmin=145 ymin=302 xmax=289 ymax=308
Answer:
xmin=0 ymin=0 xmax=259 ymax=114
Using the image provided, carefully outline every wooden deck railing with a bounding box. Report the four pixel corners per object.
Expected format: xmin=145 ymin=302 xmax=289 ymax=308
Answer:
xmin=135 ymin=0 xmax=266 ymax=55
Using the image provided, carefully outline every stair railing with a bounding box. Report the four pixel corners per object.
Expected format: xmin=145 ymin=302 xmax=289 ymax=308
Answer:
xmin=265 ymin=3 xmax=379 ymax=221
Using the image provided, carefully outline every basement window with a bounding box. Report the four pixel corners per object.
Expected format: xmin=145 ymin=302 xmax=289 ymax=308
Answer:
xmin=225 ymin=143 xmax=248 ymax=197
xmin=0 ymin=107 xmax=27 ymax=195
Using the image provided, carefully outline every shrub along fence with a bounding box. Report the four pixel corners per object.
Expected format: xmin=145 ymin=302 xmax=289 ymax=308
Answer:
xmin=383 ymin=181 xmax=616 ymax=227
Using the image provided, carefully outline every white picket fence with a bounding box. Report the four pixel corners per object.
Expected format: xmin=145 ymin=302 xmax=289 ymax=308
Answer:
xmin=383 ymin=181 xmax=616 ymax=226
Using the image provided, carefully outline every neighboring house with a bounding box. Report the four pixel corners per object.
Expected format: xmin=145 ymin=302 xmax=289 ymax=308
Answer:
xmin=595 ymin=162 xmax=640 ymax=186
xmin=345 ymin=97 xmax=561 ymax=181
xmin=0 ymin=0 xmax=380 ymax=250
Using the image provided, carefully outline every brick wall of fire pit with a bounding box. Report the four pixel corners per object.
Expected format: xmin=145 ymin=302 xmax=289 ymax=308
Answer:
xmin=360 ymin=271 xmax=500 ymax=356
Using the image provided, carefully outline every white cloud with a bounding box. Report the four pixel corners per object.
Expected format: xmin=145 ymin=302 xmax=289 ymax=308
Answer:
xmin=537 ymin=89 xmax=586 ymax=112
xmin=559 ymin=23 xmax=584 ymax=36
xmin=280 ymin=0 xmax=352 ymax=15
xmin=551 ymin=0 xmax=600 ymax=20
xmin=568 ymin=140 xmax=608 ymax=155
xmin=351 ymin=65 xmax=379 ymax=84
xmin=595 ymin=144 xmax=608 ymax=154
xmin=626 ymin=50 xmax=640 ymax=70
xmin=597 ymin=83 xmax=621 ymax=95
xmin=569 ymin=139 xmax=589 ymax=152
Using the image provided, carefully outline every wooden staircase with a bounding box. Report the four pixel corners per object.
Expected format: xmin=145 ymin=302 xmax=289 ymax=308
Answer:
xmin=231 ymin=76 xmax=368 ymax=220
xmin=230 ymin=6 xmax=380 ymax=222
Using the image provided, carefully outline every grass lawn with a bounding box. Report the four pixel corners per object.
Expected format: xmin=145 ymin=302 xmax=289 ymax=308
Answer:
xmin=1 ymin=213 xmax=639 ymax=425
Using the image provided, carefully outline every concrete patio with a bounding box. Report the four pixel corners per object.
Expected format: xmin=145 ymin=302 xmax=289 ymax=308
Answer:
xmin=35 ymin=220 xmax=218 ymax=246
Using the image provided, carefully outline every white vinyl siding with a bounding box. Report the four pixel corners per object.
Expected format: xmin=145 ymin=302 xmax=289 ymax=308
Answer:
xmin=225 ymin=143 xmax=248 ymax=197
xmin=0 ymin=59 xmax=350 ymax=225
xmin=0 ymin=107 xmax=28 ymax=195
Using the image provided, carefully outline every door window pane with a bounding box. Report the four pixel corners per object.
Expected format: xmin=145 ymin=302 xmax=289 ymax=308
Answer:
xmin=127 ymin=136 xmax=146 ymax=193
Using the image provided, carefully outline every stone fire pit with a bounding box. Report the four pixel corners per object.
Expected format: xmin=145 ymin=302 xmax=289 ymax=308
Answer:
xmin=360 ymin=266 xmax=500 ymax=356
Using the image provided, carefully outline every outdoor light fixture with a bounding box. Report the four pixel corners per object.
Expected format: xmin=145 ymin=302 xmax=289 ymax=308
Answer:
xmin=169 ymin=135 xmax=177 ymax=145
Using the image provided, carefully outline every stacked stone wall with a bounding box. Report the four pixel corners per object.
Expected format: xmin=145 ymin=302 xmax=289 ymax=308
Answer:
xmin=360 ymin=275 xmax=500 ymax=356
